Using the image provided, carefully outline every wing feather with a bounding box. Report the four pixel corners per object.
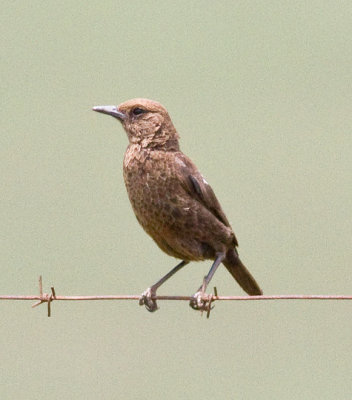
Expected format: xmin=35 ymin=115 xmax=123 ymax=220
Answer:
xmin=175 ymin=153 xmax=238 ymax=246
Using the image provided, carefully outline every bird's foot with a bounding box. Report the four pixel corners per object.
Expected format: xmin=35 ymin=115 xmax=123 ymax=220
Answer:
xmin=189 ymin=291 xmax=213 ymax=312
xmin=139 ymin=287 xmax=158 ymax=312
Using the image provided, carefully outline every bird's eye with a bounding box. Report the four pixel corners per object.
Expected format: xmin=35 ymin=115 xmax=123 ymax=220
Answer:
xmin=132 ymin=107 xmax=146 ymax=116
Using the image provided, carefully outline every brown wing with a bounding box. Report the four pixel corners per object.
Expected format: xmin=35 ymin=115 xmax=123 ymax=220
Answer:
xmin=175 ymin=152 xmax=239 ymax=246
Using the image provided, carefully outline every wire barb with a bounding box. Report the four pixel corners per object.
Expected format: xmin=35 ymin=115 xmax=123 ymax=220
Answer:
xmin=30 ymin=277 xmax=55 ymax=317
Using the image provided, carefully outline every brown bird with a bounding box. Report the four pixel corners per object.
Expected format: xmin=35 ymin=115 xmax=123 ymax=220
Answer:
xmin=93 ymin=98 xmax=262 ymax=312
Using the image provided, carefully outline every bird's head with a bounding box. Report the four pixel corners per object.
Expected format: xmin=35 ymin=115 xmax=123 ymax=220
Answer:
xmin=93 ymin=98 xmax=180 ymax=150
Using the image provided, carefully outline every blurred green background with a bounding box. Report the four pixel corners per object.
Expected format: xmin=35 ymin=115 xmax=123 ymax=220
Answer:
xmin=1 ymin=1 xmax=351 ymax=399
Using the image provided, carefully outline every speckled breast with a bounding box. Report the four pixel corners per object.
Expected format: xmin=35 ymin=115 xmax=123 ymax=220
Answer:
xmin=123 ymin=147 xmax=182 ymax=233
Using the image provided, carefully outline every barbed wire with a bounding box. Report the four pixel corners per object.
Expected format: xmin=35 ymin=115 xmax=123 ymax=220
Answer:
xmin=1 ymin=276 xmax=351 ymax=318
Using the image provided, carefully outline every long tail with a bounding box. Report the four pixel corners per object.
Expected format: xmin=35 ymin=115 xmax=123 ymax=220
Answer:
xmin=222 ymin=248 xmax=263 ymax=296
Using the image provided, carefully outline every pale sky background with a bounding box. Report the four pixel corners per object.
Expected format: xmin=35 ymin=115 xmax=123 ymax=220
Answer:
xmin=1 ymin=2 xmax=351 ymax=399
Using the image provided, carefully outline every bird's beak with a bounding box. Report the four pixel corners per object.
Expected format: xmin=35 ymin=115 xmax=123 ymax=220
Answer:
xmin=92 ymin=105 xmax=126 ymax=120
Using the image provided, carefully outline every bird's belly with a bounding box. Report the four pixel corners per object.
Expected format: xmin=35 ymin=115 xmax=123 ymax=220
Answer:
xmin=125 ymin=173 xmax=184 ymax=232
xmin=124 ymin=172 xmax=231 ymax=261
xmin=124 ymin=173 xmax=206 ymax=259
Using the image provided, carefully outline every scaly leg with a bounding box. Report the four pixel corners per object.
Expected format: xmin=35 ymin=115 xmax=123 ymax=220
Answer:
xmin=139 ymin=260 xmax=189 ymax=312
xmin=190 ymin=252 xmax=225 ymax=310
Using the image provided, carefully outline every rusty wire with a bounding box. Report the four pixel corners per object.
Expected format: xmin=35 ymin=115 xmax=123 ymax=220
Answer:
xmin=1 ymin=276 xmax=351 ymax=318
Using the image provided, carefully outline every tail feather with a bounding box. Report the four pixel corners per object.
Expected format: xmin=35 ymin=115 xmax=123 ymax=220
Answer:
xmin=222 ymin=249 xmax=263 ymax=296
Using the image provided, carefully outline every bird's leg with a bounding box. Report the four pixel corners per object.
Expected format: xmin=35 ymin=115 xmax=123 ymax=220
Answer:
xmin=190 ymin=252 xmax=225 ymax=310
xmin=139 ymin=260 xmax=189 ymax=312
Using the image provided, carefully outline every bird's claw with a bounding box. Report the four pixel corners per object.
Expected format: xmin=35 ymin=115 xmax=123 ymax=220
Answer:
xmin=189 ymin=291 xmax=213 ymax=311
xmin=139 ymin=287 xmax=158 ymax=312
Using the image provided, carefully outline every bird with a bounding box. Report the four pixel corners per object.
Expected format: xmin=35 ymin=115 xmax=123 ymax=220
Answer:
xmin=92 ymin=98 xmax=262 ymax=312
